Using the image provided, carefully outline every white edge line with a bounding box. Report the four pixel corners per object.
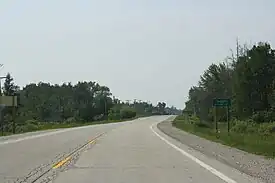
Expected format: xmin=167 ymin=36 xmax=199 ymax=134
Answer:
xmin=0 ymin=125 xmax=97 ymax=146
xmin=150 ymin=123 xmax=237 ymax=183
xmin=0 ymin=118 xmax=133 ymax=146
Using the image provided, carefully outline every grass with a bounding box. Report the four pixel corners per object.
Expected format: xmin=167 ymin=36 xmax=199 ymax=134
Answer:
xmin=173 ymin=115 xmax=275 ymax=158
xmin=0 ymin=117 xmax=138 ymax=137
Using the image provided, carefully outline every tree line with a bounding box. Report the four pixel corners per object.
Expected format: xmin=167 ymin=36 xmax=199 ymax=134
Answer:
xmin=184 ymin=41 xmax=275 ymax=124
xmin=0 ymin=74 xmax=181 ymax=134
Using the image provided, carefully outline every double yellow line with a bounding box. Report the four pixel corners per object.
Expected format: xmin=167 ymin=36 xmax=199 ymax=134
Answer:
xmin=52 ymin=133 xmax=104 ymax=169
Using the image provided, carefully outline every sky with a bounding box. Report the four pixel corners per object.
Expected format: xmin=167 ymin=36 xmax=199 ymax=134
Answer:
xmin=0 ymin=0 xmax=274 ymax=109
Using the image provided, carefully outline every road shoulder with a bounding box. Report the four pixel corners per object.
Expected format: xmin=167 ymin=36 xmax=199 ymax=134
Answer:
xmin=157 ymin=120 xmax=275 ymax=183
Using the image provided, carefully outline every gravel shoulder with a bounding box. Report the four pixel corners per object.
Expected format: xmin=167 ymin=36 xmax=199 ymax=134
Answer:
xmin=157 ymin=120 xmax=275 ymax=183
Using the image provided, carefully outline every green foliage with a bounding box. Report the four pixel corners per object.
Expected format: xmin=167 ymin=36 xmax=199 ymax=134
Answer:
xmin=180 ymin=41 xmax=275 ymax=157
xmin=108 ymin=106 xmax=122 ymax=120
xmin=189 ymin=115 xmax=200 ymax=124
xmin=120 ymin=107 xmax=137 ymax=119
xmin=194 ymin=121 xmax=211 ymax=128
xmin=3 ymin=73 xmax=19 ymax=96
xmin=65 ymin=117 xmax=77 ymax=123
xmin=230 ymin=121 xmax=248 ymax=133
xmin=251 ymin=111 xmax=275 ymax=123
xmin=0 ymin=73 xmax=180 ymax=135
xmin=230 ymin=119 xmax=275 ymax=136
xmin=185 ymin=42 xmax=275 ymax=123
xmin=258 ymin=123 xmax=275 ymax=135
xmin=24 ymin=123 xmax=39 ymax=132
xmin=16 ymin=120 xmax=40 ymax=133
xmin=175 ymin=115 xmax=186 ymax=121
xmin=173 ymin=117 xmax=275 ymax=158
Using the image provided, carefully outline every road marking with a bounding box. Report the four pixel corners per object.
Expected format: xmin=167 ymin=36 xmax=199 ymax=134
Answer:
xmin=88 ymin=139 xmax=96 ymax=144
xmin=150 ymin=124 xmax=237 ymax=183
xmin=53 ymin=156 xmax=72 ymax=169
xmin=51 ymin=132 xmax=104 ymax=170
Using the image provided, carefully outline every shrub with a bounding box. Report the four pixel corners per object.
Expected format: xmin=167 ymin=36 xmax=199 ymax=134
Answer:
xmin=252 ymin=111 xmax=275 ymax=123
xmin=108 ymin=106 xmax=122 ymax=120
xmin=189 ymin=115 xmax=200 ymax=124
xmin=231 ymin=121 xmax=248 ymax=133
xmin=25 ymin=123 xmax=39 ymax=131
xmin=194 ymin=120 xmax=211 ymax=128
xmin=258 ymin=123 xmax=275 ymax=135
xmin=25 ymin=119 xmax=39 ymax=125
xmin=65 ymin=117 xmax=77 ymax=123
xmin=17 ymin=122 xmax=39 ymax=133
xmin=246 ymin=124 xmax=258 ymax=133
xmin=176 ymin=115 xmax=186 ymax=120
xmin=120 ymin=107 xmax=136 ymax=119
xmin=108 ymin=112 xmax=121 ymax=120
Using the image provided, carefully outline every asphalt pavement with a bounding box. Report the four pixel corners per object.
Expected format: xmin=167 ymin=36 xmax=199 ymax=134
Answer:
xmin=0 ymin=116 xmax=261 ymax=183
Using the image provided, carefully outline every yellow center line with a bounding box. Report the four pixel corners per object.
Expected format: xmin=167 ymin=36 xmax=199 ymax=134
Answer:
xmin=51 ymin=132 xmax=104 ymax=170
xmin=53 ymin=156 xmax=72 ymax=169
xmin=88 ymin=139 xmax=96 ymax=144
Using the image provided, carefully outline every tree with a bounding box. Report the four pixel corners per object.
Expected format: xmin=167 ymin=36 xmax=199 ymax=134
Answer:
xmin=184 ymin=41 xmax=275 ymax=123
xmin=0 ymin=72 xmax=178 ymax=134
xmin=3 ymin=73 xmax=19 ymax=96
xmin=157 ymin=102 xmax=167 ymax=114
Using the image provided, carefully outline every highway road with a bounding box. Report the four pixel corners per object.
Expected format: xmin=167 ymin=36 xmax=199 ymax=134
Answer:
xmin=0 ymin=116 xmax=261 ymax=183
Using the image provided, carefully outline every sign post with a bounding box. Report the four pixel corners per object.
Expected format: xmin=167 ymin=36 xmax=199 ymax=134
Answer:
xmin=12 ymin=96 xmax=16 ymax=134
xmin=213 ymin=98 xmax=231 ymax=134
xmin=0 ymin=104 xmax=5 ymax=136
xmin=214 ymin=105 xmax=217 ymax=133
xmin=0 ymin=96 xmax=18 ymax=134
xmin=227 ymin=105 xmax=230 ymax=133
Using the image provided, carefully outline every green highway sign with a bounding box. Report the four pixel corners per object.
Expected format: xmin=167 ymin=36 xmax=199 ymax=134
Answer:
xmin=213 ymin=98 xmax=231 ymax=107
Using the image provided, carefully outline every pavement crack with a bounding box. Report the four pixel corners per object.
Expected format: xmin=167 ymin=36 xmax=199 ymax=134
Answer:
xmin=6 ymin=133 xmax=101 ymax=183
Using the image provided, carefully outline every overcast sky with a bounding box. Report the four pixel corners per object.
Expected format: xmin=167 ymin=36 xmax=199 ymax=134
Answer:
xmin=0 ymin=0 xmax=274 ymax=109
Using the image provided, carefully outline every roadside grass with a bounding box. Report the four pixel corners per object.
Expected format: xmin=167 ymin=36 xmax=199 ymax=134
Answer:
xmin=38 ymin=118 xmax=134 ymax=130
xmin=0 ymin=117 xmax=138 ymax=137
xmin=173 ymin=115 xmax=275 ymax=158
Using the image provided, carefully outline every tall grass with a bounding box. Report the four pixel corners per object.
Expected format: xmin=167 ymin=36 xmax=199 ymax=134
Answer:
xmin=173 ymin=115 xmax=275 ymax=158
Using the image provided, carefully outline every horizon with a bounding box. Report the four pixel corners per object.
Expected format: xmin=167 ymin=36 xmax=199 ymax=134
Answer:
xmin=1 ymin=0 xmax=274 ymax=109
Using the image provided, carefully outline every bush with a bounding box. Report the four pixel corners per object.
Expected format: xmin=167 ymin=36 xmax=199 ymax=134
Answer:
xmin=194 ymin=120 xmax=211 ymax=128
xmin=189 ymin=115 xmax=200 ymax=124
xmin=25 ymin=123 xmax=39 ymax=131
xmin=258 ymin=123 xmax=275 ymax=135
xmin=231 ymin=120 xmax=248 ymax=133
xmin=120 ymin=107 xmax=136 ymax=119
xmin=230 ymin=120 xmax=275 ymax=135
xmin=65 ymin=117 xmax=77 ymax=123
xmin=25 ymin=119 xmax=39 ymax=125
xmin=108 ymin=106 xmax=122 ymax=120
xmin=108 ymin=110 xmax=121 ymax=120
xmin=108 ymin=113 xmax=121 ymax=120
xmin=252 ymin=111 xmax=275 ymax=123
xmin=17 ymin=122 xmax=39 ymax=133
xmin=176 ymin=115 xmax=186 ymax=120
